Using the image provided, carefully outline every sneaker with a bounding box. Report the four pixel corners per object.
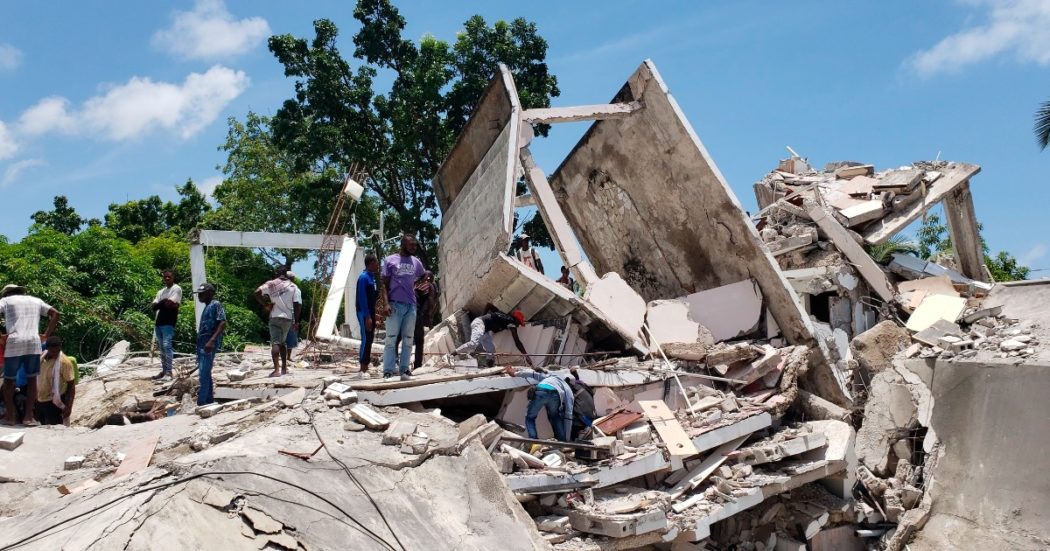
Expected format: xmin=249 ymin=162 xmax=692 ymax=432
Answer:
xmin=161 ymin=374 xmax=173 ymax=382
xmin=150 ymin=371 xmax=166 ymax=380
xmin=383 ymin=373 xmax=394 ymax=380
xmin=400 ymin=373 xmax=412 ymax=381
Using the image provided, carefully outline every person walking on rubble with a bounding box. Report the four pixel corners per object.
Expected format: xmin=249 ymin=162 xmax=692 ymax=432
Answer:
xmin=1 ymin=284 xmax=60 ymax=427
xmin=381 ymin=234 xmax=426 ymax=380
xmin=150 ymin=269 xmax=182 ymax=382
xmin=514 ymin=233 xmax=544 ymax=274
xmin=255 ymin=266 xmax=302 ymax=377
xmin=35 ymin=336 xmax=76 ymax=426
xmin=356 ymin=255 xmax=380 ymax=372
xmin=452 ymin=308 xmax=532 ymax=367
xmin=503 ymin=365 xmax=581 ymax=442
xmin=193 ymin=283 xmax=226 ymax=406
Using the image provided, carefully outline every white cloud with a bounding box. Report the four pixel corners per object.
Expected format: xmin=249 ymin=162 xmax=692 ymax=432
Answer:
xmin=0 ymin=121 xmax=17 ymax=160
xmin=17 ymin=65 xmax=249 ymax=141
xmin=152 ymin=0 xmax=270 ymax=60
xmin=1 ymin=158 xmax=45 ymax=187
xmin=199 ymin=175 xmax=223 ymax=196
xmin=0 ymin=43 xmax=22 ymax=71
xmin=908 ymin=0 xmax=1050 ymax=76
xmin=1020 ymin=243 xmax=1047 ymax=266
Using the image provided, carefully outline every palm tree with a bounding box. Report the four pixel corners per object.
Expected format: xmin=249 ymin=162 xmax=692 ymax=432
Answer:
xmin=865 ymin=235 xmax=919 ymax=264
xmin=1035 ymin=100 xmax=1050 ymax=150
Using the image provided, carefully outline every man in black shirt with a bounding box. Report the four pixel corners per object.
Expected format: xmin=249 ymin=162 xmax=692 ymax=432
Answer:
xmin=150 ymin=270 xmax=181 ymax=381
xmin=453 ymin=309 xmax=532 ymax=367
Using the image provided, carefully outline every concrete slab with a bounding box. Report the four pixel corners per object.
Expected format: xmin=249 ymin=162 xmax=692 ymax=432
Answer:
xmin=680 ymin=280 xmax=764 ymax=343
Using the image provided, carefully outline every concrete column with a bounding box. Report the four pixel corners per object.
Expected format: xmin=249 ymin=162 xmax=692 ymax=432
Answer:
xmin=189 ymin=243 xmax=206 ymax=329
xmin=943 ymin=180 xmax=986 ymax=282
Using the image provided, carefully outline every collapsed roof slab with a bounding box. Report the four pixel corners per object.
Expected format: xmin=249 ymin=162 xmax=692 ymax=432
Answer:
xmin=546 ymin=62 xmax=816 ymax=350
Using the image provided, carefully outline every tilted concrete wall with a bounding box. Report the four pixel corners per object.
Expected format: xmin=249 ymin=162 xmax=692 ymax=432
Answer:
xmin=437 ymin=66 xmax=520 ymax=318
xmin=547 ymin=60 xmax=814 ymax=350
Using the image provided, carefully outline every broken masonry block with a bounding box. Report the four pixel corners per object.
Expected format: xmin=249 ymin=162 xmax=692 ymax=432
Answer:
xmin=226 ymin=369 xmax=247 ymax=382
xmin=382 ymin=420 xmax=417 ymax=446
xmin=196 ymin=404 xmax=223 ymax=418
xmin=348 ymin=404 xmax=390 ymax=430
xmin=64 ymin=455 xmax=86 ymax=470
xmin=620 ymin=422 xmax=653 ymax=447
xmin=536 ymin=515 xmax=572 ymax=534
xmin=493 ymin=452 xmax=515 ymax=474
xmin=323 ymin=382 xmax=351 ymax=401
xmin=0 ymin=432 xmax=24 ymax=451
xmin=400 ymin=434 xmax=429 ymax=455
xmin=338 ymin=391 xmax=358 ymax=405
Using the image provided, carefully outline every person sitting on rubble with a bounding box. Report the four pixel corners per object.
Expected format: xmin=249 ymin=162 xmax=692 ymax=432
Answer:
xmin=35 ymin=336 xmax=76 ymax=426
xmin=254 ymin=266 xmax=302 ymax=377
xmin=452 ymin=308 xmax=532 ymax=367
xmin=504 ymin=365 xmax=581 ymax=442
xmin=193 ymin=283 xmax=226 ymax=406
xmin=382 ymin=234 xmax=426 ymax=381
xmin=1 ymin=284 xmax=60 ymax=427
xmin=150 ymin=269 xmax=182 ymax=382
xmin=514 ymin=233 xmax=544 ymax=274
xmin=356 ymin=255 xmax=380 ymax=372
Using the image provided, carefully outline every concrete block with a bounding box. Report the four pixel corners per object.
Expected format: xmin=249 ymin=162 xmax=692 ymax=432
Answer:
xmin=277 ymin=387 xmax=306 ymax=408
xmin=64 ymin=455 xmax=86 ymax=470
xmin=196 ymin=404 xmax=222 ymax=418
xmin=493 ymin=452 xmax=515 ymax=474
xmin=536 ymin=515 xmax=571 ymax=534
xmin=226 ymin=369 xmax=247 ymax=382
xmin=338 ymin=391 xmax=358 ymax=405
xmin=400 ymin=434 xmax=429 ymax=455
xmin=0 ymin=432 xmax=24 ymax=451
xmin=621 ymin=422 xmax=653 ymax=447
xmin=348 ymin=404 xmax=390 ymax=430
xmin=850 ymin=320 xmax=910 ymax=374
xmin=382 ymin=420 xmax=417 ymax=445
xmin=323 ymin=382 xmax=351 ymax=401
xmin=568 ymin=507 xmax=668 ymax=538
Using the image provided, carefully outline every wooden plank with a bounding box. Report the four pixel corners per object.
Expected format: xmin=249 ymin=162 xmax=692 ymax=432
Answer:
xmin=113 ymin=435 xmax=159 ymax=479
xmin=838 ymin=175 xmax=877 ymax=197
xmin=898 ymin=275 xmax=958 ymax=298
xmin=668 ymin=436 xmax=748 ymax=499
xmin=638 ymin=400 xmax=698 ymax=471
xmin=521 ymin=102 xmax=640 ymax=124
xmin=594 ymin=408 xmax=644 ymax=435
xmin=807 ymin=205 xmax=895 ymax=302
xmin=862 ymin=163 xmax=980 ymax=245
xmin=837 ymin=200 xmax=884 ymax=227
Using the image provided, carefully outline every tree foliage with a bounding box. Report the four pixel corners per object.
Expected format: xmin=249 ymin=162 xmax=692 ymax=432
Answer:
xmin=31 ymin=196 xmax=84 ymax=235
xmin=103 ymin=180 xmax=212 ymax=243
xmin=1035 ymin=99 xmax=1050 ymax=150
xmin=915 ymin=211 xmax=1029 ymax=281
xmin=267 ymin=1 xmax=560 ymax=265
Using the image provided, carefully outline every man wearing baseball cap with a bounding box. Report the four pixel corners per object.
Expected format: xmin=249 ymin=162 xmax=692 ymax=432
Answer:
xmin=193 ymin=283 xmax=225 ymax=406
xmin=452 ymin=308 xmax=532 ymax=367
xmin=1 ymin=284 xmax=60 ymax=426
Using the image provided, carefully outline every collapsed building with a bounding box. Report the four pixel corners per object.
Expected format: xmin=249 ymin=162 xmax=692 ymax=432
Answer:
xmin=1 ymin=60 xmax=1048 ymax=551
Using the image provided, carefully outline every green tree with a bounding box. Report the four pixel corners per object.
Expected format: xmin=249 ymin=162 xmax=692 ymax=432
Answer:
xmin=31 ymin=195 xmax=84 ymax=235
xmin=267 ymin=2 xmax=559 ymax=264
xmin=104 ymin=195 xmax=168 ymax=243
xmin=164 ymin=179 xmax=211 ymax=235
xmin=1035 ymin=99 xmax=1050 ymax=150
xmin=915 ymin=211 xmax=1029 ymax=281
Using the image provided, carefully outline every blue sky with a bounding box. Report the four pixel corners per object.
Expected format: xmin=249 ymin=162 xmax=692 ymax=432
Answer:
xmin=1 ymin=0 xmax=1048 ymax=274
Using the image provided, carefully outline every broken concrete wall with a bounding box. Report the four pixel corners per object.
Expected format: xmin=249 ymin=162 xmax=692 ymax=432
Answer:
xmin=547 ymin=60 xmax=814 ymax=352
xmin=436 ymin=69 xmax=520 ymax=319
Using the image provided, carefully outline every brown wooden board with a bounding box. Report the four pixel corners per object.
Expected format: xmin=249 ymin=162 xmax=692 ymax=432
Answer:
xmin=113 ymin=435 xmax=159 ymax=479
xmin=638 ymin=400 xmax=698 ymax=470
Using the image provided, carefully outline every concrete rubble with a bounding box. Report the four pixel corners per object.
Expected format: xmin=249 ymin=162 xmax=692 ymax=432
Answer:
xmin=3 ymin=60 xmax=1049 ymax=551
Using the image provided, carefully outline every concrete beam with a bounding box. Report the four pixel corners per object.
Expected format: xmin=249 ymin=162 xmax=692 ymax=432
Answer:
xmin=521 ymin=102 xmax=641 ymax=124
xmin=316 ymin=237 xmax=359 ymax=340
xmin=520 ymin=147 xmax=598 ymax=288
xmin=861 ymin=163 xmax=981 ymax=245
xmin=807 ymin=205 xmax=895 ymax=303
xmin=942 ymin=181 xmax=987 ymax=282
xmin=195 ymin=230 xmax=345 ymax=250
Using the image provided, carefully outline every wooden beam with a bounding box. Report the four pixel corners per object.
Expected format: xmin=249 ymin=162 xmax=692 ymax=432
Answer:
xmin=861 ymin=163 xmax=980 ymax=245
xmin=942 ymin=181 xmax=987 ymax=282
xmin=196 ymin=230 xmax=347 ymax=250
xmin=520 ymin=148 xmax=599 ymax=287
xmin=638 ymin=399 xmax=698 ymax=471
xmin=808 ymin=205 xmax=895 ymax=302
xmin=521 ymin=102 xmax=641 ymax=124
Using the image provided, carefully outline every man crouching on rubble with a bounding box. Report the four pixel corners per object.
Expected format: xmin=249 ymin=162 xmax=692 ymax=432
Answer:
xmin=452 ymin=309 xmax=532 ymax=367
xmin=503 ymin=366 xmax=581 ymax=442
xmin=35 ymin=336 xmax=76 ymax=426
xmin=193 ymin=283 xmax=226 ymax=406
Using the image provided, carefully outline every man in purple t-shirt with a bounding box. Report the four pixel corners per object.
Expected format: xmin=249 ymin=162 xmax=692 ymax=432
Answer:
xmin=381 ymin=234 xmax=426 ymax=379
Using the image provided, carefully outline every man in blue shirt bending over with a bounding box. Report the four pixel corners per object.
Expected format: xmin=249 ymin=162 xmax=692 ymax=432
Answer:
xmin=356 ymin=254 xmax=379 ymax=372
xmin=503 ymin=366 xmax=584 ymax=442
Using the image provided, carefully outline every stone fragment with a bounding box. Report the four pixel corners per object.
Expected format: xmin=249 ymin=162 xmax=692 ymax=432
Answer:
xmin=348 ymin=404 xmax=390 ymax=430
xmin=856 ymin=370 xmax=917 ymax=476
xmin=226 ymin=369 xmax=247 ymax=382
xmin=263 ymin=532 xmax=299 ymax=550
xmin=64 ymin=455 xmax=86 ymax=470
xmin=536 ymin=514 xmax=571 ymax=534
xmin=196 ymin=404 xmax=223 ymax=418
xmin=277 ymin=387 xmax=305 ymax=408
xmin=242 ymin=507 xmax=283 ymax=534
xmin=382 ymin=420 xmax=417 ymax=446
xmin=850 ymin=320 xmax=909 ymax=374
xmin=400 ymin=434 xmax=429 ymax=455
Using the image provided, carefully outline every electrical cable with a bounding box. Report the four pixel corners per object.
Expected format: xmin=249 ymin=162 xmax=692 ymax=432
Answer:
xmin=0 ymin=470 xmax=398 ymax=551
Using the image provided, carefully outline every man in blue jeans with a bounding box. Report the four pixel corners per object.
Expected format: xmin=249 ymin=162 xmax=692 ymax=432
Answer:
xmin=381 ymin=235 xmax=425 ymax=380
xmin=150 ymin=270 xmax=182 ymax=381
xmin=503 ymin=366 xmax=581 ymax=442
xmin=1 ymin=284 xmax=60 ymax=427
xmin=356 ymin=255 xmax=379 ymax=372
xmin=193 ymin=283 xmax=226 ymax=406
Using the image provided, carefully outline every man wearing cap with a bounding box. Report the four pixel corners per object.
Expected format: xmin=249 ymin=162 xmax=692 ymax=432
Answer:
xmin=503 ymin=365 xmax=581 ymax=442
xmin=35 ymin=336 xmax=76 ymax=426
xmin=382 ymin=234 xmax=426 ymax=380
xmin=1 ymin=284 xmax=60 ymax=426
xmin=453 ymin=309 xmax=532 ymax=368
xmin=193 ymin=283 xmax=226 ymax=406
xmin=515 ymin=233 xmax=544 ymax=274
xmin=254 ymin=267 xmax=301 ymax=377
xmin=150 ymin=270 xmax=182 ymax=381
